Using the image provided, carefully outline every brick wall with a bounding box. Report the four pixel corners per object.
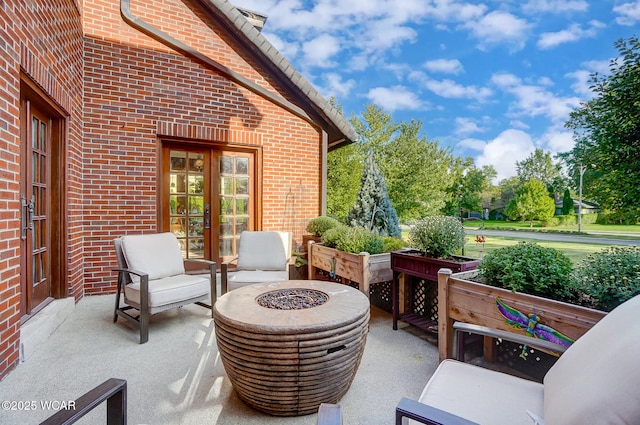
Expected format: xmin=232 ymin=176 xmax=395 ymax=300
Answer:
xmin=0 ymin=0 xmax=84 ymax=380
xmin=0 ymin=0 xmax=327 ymax=380
xmin=82 ymin=0 xmax=323 ymax=294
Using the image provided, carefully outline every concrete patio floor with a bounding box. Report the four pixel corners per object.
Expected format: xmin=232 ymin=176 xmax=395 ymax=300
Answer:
xmin=0 ymin=293 xmax=439 ymax=424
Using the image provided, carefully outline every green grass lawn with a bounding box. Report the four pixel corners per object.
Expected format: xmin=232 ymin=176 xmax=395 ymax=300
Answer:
xmin=401 ymin=223 xmax=635 ymax=264
xmin=463 ymin=219 xmax=640 ymax=236
xmin=461 ymin=235 xmax=611 ymax=264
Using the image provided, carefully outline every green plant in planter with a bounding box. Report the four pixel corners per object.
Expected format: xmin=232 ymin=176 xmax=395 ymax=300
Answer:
xmin=322 ymin=226 xmax=384 ymax=254
xmin=478 ymin=241 xmax=576 ymax=303
xmin=408 ymin=215 xmax=466 ymax=258
xmin=306 ymin=216 xmax=342 ymax=237
xmin=572 ymin=246 xmax=640 ymax=311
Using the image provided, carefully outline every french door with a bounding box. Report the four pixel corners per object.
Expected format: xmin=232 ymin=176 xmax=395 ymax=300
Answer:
xmin=162 ymin=144 xmax=256 ymax=264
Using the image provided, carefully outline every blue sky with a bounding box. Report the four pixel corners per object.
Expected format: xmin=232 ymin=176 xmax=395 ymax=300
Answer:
xmin=231 ymin=0 xmax=639 ymax=182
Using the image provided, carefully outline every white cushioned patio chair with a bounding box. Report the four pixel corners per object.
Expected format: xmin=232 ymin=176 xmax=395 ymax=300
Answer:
xmin=221 ymin=231 xmax=292 ymax=293
xmin=113 ymin=232 xmax=216 ymax=344
xmin=396 ymin=292 xmax=640 ymax=425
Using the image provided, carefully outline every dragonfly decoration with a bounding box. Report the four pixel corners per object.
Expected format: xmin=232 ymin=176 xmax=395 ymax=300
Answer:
xmin=496 ymin=297 xmax=574 ymax=360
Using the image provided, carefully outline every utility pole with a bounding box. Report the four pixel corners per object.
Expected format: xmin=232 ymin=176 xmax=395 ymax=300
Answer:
xmin=578 ymin=164 xmax=586 ymax=233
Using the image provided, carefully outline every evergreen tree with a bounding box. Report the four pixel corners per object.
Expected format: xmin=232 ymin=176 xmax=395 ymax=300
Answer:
xmin=562 ymin=189 xmax=574 ymax=215
xmin=347 ymin=151 xmax=401 ymax=237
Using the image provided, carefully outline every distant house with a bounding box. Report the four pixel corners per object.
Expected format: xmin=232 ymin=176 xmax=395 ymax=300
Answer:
xmin=554 ymin=195 xmax=600 ymax=216
xmin=0 ymin=0 xmax=355 ymax=379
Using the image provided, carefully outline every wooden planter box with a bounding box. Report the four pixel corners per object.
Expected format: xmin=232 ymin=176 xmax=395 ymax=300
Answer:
xmin=307 ymin=241 xmax=394 ymax=297
xmin=391 ymin=249 xmax=480 ymax=282
xmin=390 ymin=250 xmax=480 ymax=332
xmin=436 ymin=269 xmax=607 ymax=362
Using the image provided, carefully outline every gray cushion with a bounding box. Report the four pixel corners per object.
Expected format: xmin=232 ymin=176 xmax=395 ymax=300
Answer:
xmin=121 ymin=233 xmax=185 ymax=280
xmin=124 ymin=274 xmax=209 ymax=308
xmin=543 ymin=293 xmax=640 ymax=424
xmin=416 ymin=359 xmax=544 ymax=425
xmin=236 ymin=231 xmax=290 ymax=271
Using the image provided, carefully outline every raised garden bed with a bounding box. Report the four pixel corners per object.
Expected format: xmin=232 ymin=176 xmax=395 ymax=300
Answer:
xmin=307 ymin=241 xmax=395 ymax=298
xmin=436 ymin=269 xmax=607 ymax=362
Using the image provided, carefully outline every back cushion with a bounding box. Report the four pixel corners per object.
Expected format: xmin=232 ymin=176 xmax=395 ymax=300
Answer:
xmin=543 ymin=294 xmax=640 ymax=424
xmin=236 ymin=231 xmax=289 ymax=271
xmin=121 ymin=233 xmax=185 ymax=280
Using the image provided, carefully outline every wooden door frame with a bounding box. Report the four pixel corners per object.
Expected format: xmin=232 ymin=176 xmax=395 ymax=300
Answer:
xmin=158 ymin=138 xmax=263 ymax=264
xmin=20 ymin=73 xmax=68 ymax=320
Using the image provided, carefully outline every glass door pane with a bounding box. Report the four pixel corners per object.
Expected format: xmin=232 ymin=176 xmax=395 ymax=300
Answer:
xmin=219 ymin=155 xmax=250 ymax=259
xmin=169 ymin=150 xmax=206 ymax=258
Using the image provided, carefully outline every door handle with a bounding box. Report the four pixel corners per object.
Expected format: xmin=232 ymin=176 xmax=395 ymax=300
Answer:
xmin=21 ymin=195 xmax=35 ymax=240
xmin=204 ymin=203 xmax=210 ymax=229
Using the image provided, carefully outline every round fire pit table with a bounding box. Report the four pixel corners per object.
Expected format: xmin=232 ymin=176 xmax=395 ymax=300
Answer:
xmin=213 ymin=280 xmax=370 ymax=416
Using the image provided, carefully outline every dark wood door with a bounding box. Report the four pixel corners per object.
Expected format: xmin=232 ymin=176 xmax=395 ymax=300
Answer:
xmin=20 ymin=102 xmax=52 ymax=316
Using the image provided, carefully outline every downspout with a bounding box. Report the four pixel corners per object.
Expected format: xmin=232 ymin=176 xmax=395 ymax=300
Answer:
xmin=120 ymin=0 xmax=315 ymax=126
xmin=320 ymin=130 xmax=328 ymax=215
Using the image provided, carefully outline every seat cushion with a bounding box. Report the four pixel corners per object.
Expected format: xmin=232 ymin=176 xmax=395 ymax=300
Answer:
xmin=543 ymin=294 xmax=640 ymax=425
xmin=121 ymin=233 xmax=185 ymax=280
xmin=227 ymin=270 xmax=289 ymax=291
xmin=236 ymin=231 xmax=290 ymax=271
xmin=416 ymin=359 xmax=543 ymax=425
xmin=124 ymin=274 xmax=210 ymax=308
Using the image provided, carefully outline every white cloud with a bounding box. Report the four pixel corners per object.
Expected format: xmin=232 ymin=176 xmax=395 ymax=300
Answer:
xmin=522 ymin=0 xmax=589 ymax=14
xmin=474 ymin=129 xmax=536 ymax=181
xmin=457 ymin=137 xmax=487 ymax=151
xmin=302 ymin=34 xmax=341 ymax=67
xmin=614 ymin=2 xmax=640 ymax=26
xmin=425 ymin=1 xmax=487 ymax=22
xmin=540 ymin=130 xmax=575 ymax=153
xmin=491 ymin=72 xmax=581 ymax=124
xmin=566 ymin=69 xmax=593 ymax=97
xmin=582 ymin=59 xmax=611 ymax=74
xmin=366 ymin=86 xmax=427 ymax=112
xmin=566 ymin=59 xmax=611 ymax=98
xmin=423 ymin=78 xmax=493 ymax=102
xmin=423 ymin=59 xmax=464 ymax=74
xmin=537 ymin=21 xmax=605 ymax=50
xmin=455 ymin=117 xmax=485 ymax=136
xmin=319 ymin=73 xmax=356 ymax=99
xmin=463 ymin=10 xmax=532 ymax=51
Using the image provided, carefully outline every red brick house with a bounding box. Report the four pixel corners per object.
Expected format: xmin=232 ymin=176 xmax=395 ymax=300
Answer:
xmin=0 ymin=0 xmax=355 ymax=379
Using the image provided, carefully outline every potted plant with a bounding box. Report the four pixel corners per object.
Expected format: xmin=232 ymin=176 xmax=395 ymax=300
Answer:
xmin=307 ymin=225 xmax=406 ymax=298
xmin=392 ymin=216 xmax=480 ymax=282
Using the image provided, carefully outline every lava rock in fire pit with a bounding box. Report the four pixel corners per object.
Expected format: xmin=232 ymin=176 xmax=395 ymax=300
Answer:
xmin=256 ymin=288 xmax=328 ymax=310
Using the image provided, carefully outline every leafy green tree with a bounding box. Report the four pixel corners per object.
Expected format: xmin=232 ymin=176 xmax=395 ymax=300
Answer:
xmin=563 ymin=36 xmax=640 ymax=211
xmin=382 ymin=119 xmax=456 ymax=221
xmin=504 ymin=178 xmax=556 ymax=227
xmin=347 ymin=151 xmax=401 ymax=237
xmin=487 ymin=176 xmax=521 ymax=217
xmin=444 ymin=160 xmax=497 ymax=216
xmin=562 ymin=189 xmax=574 ymax=215
xmin=327 ymin=142 xmax=361 ymax=221
xmin=516 ymin=148 xmax=566 ymax=194
xmin=335 ymin=104 xmax=456 ymax=222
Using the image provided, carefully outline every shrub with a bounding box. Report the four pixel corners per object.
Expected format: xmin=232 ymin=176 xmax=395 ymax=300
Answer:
xmin=596 ymin=209 xmax=639 ymax=225
xmin=408 ymin=216 xmax=466 ymax=258
xmin=322 ymin=226 xmax=384 ymax=255
xmin=572 ymin=246 xmax=640 ymax=311
xmin=478 ymin=241 xmax=576 ymax=302
xmin=306 ymin=216 xmax=342 ymax=237
xmin=381 ymin=236 xmax=407 ymax=253
xmin=541 ymin=217 xmax=560 ymax=227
